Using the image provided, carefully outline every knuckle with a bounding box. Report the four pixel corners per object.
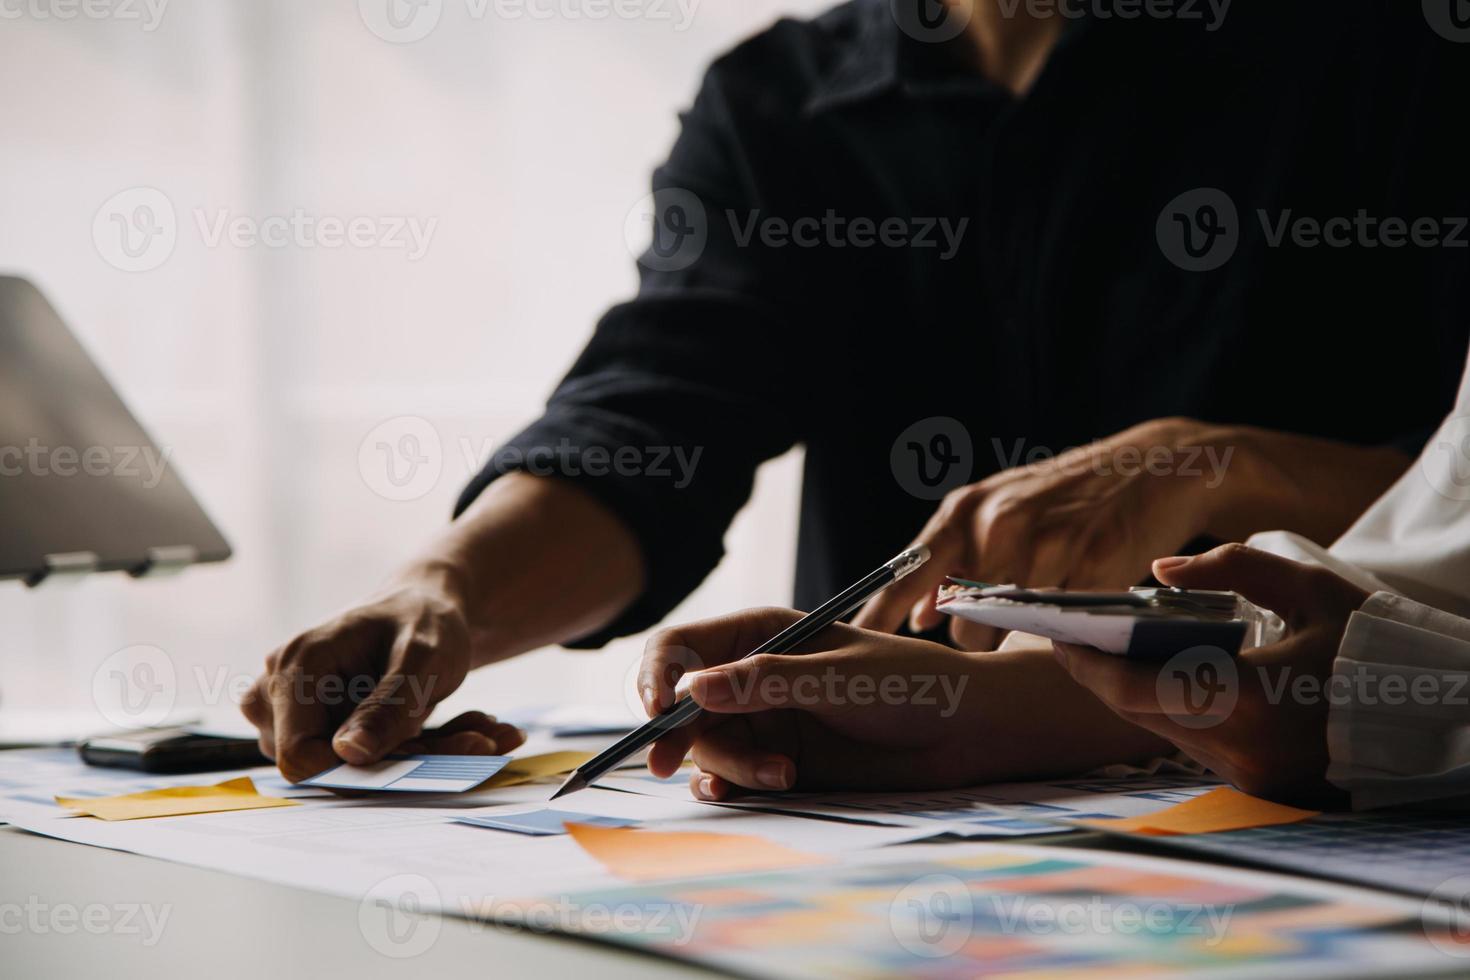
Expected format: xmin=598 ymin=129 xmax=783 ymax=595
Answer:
xmin=274 ymin=635 xmax=321 ymax=674
xmin=645 ymin=627 xmax=685 ymax=662
xmin=1213 ymin=542 xmax=1252 ymax=565
xmin=744 ymin=653 xmax=780 ymax=677
xmin=938 ymin=484 xmax=982 ymax=519
xmin=239 ymin=684 xmax=268 ymax=723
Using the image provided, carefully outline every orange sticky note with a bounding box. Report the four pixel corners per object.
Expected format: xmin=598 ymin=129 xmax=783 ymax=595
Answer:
xmin=56 ymin=777 xmax=298 ymax=821
xmin=565 ymin=823 xmax=827 ymax=882
xmin=1078 ymin=787 xmax=1319 ymax=836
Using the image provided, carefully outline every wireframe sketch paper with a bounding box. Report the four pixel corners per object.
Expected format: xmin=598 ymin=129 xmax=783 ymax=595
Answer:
xmin=302 ymin=755 xmax=512 ymax=793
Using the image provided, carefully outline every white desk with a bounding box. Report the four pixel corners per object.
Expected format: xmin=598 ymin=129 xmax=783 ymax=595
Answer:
xmin=1 ymin=827 xmax=704 ymax=979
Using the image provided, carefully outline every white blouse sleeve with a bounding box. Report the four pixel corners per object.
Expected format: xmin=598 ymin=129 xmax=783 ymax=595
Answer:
xmin=1326 ymin=593 xmax=1470 ymax=810
xmin=1243 ymin=356 xmax=1470 ymax=809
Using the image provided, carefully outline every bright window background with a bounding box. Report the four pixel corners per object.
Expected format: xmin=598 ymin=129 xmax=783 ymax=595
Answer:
xmin=0 ymin=0 xmax=830 ymax=734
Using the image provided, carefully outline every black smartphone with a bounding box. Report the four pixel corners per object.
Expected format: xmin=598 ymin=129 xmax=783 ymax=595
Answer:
xmin=79 ymin=727 xmax=267 ymax=774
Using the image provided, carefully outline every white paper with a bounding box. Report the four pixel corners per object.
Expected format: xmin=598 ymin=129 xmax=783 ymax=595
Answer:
xmin=598 ymin=770 xmax=1221 ymax=837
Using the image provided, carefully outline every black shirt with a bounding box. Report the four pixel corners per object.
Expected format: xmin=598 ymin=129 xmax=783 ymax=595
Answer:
xmin=456 ymin=0 xmax=1470 ymax=647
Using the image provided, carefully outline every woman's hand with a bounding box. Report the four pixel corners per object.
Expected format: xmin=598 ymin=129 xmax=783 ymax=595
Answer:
xmin=1052 ymin=544 xmax=1370 ymax=807
xmin=854 ymin=418 xmax=1406 ymax=650
xmin=639 ymin=608 xmax=1174 ymax=800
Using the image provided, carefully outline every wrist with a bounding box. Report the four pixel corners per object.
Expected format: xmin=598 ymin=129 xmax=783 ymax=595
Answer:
xmin=1185 ymin=421 xmax=1273 ymax=541
xmin=395 ymin=556 xmax=475 ymax=609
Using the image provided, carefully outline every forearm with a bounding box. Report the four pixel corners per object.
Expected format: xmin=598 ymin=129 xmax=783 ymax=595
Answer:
xmin=1196 ymin=424 xmax=1411 ymax=545
xmin=400 ymin=473 xmax=646 ymax=668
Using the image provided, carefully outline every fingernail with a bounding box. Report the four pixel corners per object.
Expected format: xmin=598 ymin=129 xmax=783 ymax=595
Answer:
xmin=333 ymin=728 xmax=375 ymax=762
xmin=689 ymin=669 xmax=733 ymax=706
xmin=698 ymin=775 xmax=714 ymax=798
xmin=756 ymin=761 xmax=790 ymax=790
xmin=1153 ymin=556 xmax=1191 ymax=572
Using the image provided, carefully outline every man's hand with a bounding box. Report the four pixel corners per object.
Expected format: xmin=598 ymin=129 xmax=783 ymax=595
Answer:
xmin=1053 ymin=544 xmax=1369 ymax=807
xmin=856 ymin=418 xmax=1226 ymax=647
xmin=239 ymin=571 xmax=524 ymax=781
xmin=239 ymin=473 xmax=643 ymax=783
xmin=855 ymin=418 xmax=1407 ymax=650
xmin=639 ymin=608 xmax=1174 ymax=800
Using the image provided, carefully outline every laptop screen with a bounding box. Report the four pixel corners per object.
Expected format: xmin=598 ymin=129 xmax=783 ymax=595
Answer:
xmin=0 ymin=277 xmax=231 ymax=582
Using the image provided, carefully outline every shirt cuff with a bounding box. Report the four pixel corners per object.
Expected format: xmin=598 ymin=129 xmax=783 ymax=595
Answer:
xmin=1327 ymin=595 xmax=1470 ymax=810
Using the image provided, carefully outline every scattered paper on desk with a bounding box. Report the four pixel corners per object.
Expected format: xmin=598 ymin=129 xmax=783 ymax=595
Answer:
xmin=479 ymin=751 xmax=594 ymax=790
xmin=1078 ymin=787 xmax=1319 ymax=836
xmin=302 ymin=755 xmax=511 ymax=793
xmin=453 ymin=809 xmax=637 ymax=836
xmin=566 ymin=823 xmax=826 ymax=882
xmin=56 ymin=777 xmax=297 ymax=821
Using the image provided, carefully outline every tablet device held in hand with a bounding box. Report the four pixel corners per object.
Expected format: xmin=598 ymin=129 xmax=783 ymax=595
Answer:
xmin=936 ymin=580 xmax=1281 ymax=660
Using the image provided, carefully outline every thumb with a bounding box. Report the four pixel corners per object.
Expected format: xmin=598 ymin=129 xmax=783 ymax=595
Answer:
xmin=1153 ymin=545 xmax=1313 ymax=622
xmin=333 ymin=668 xmax=440 ymax=764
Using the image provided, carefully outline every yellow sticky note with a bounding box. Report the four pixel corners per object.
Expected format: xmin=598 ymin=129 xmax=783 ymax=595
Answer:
xmin=565 ymin=823 xmax=826 ymax=882
xmin=1078 ymin=787 xmax=1319 ymax=836
xmin=56 ymin=777 xmax=298 ymax=821
xmin=480 ymin=751 xmax=594 ymax=789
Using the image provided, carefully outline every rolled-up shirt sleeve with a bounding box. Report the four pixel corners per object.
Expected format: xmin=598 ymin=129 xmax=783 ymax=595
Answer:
xmin=1327 ymin=592 xmax=1470 ymax=810
xmin=455 ymin=63 xmax=821 ymax=648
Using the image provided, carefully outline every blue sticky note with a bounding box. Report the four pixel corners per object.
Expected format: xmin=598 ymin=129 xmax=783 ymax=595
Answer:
xmin=302 ymin=755 xmax=511 ymax=793
xmin=452 ymin=809 xmax=638 ymax=836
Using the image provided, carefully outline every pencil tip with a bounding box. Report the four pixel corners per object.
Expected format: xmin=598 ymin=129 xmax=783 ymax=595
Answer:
xmin=549 ymin=773 xmax=587 ymax=801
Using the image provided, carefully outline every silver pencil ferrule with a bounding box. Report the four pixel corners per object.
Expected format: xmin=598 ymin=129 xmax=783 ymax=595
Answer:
xmin=887 ymin=546 xmax=931 ymax=580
